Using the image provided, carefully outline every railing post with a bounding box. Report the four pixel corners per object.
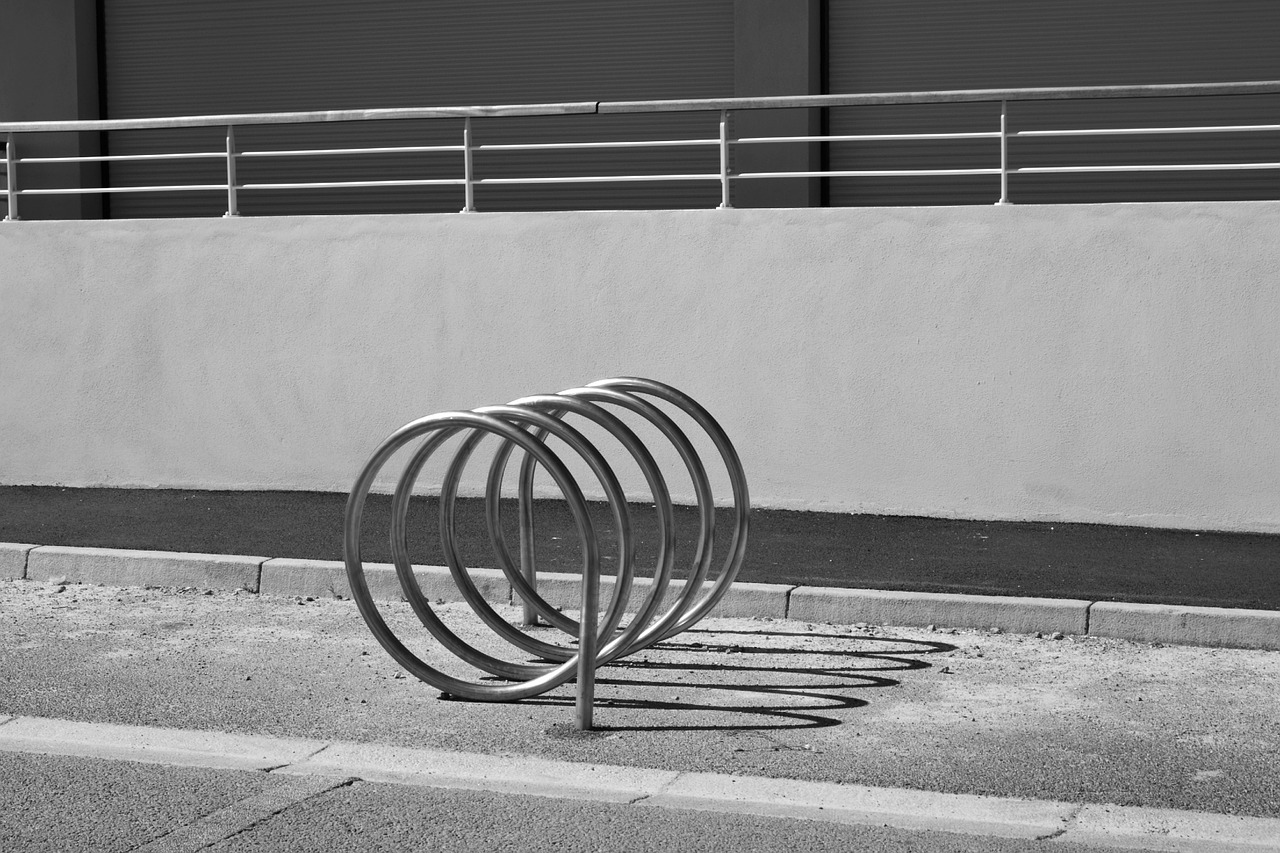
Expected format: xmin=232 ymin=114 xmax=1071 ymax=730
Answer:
xmin=4 ymin=132 xmax=18 ymax=221
xmin=996 ymin=100 xmax=1010 ymax=205
xmin=224 ymin=125 xmax=239 ymax=217
xmin=461 ymin=117 xmax=475 ymax=212
xmin=718 ymin=110 xmax=731 ymax=209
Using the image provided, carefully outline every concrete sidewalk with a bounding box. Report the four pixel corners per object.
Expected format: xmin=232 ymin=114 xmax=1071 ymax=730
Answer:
xmin=4 ymin=542 xmax=1279 ymax=649
xmin=2 ymin=577 xmax=1279 ymax=851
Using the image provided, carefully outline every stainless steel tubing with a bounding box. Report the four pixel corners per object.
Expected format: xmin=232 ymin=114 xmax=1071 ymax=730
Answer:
xmin=343 ymin=377 xmax=749 ymax=730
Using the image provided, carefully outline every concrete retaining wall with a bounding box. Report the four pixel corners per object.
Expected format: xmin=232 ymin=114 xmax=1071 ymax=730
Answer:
xmin=2 ymin=203 xmax=1278 ymax=531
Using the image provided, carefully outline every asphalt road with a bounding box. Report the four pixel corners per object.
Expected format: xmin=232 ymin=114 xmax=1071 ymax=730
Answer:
xmin=3 ymin=486 xmax=1280 ymax=609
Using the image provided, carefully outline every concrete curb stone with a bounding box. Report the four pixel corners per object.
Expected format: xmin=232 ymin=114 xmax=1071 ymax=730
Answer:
xmin=517 ymin=570 xmax=663 ymax=614
xmin=26 ymin=545 xmax=265 ymax=592
xmin=258 ymin=558 xmax=350 ymax=599
xmin=285 ymin=741 xmax=680 ymax=803
xmin=7 ymin=543 xmax=1279 ymax=650
xmin=713 ymin=581 xmax=795 ymax=619
xmin=1062 ymin=802 xmax=1280 ymax=850
xmin=645 ymin=772 xmax=1077 ymax=839
xmin=0 ymin=715 xmax=326 ymax=772
xmin=0 ymin=543 xmax=37 ymax=580
xmin=259 ymin=558 xmax=509 ymax=606
xmin=1088 ymin=601 xmax=1280 ymax=650
xmin=788 ymin=586 xmax=1091 ymax=636
xmin=525 ymin=570 xmax=793 ymax=620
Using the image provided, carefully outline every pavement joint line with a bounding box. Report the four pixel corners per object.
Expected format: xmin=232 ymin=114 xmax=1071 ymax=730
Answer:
xmin=3 ymin=714 xmax=1280 ymax=850
xmin=1036 ymin=804 xmax=1083 ymax=842
xmin=297 ymin=742 xmax=336 ymax=763
xmin=0 ymin=542 xmax=37 ymax=581
xmin=130 ymin=772 xmax=356 ymax=853
xmin=5 ymin=542 xmax=1280 ymax=650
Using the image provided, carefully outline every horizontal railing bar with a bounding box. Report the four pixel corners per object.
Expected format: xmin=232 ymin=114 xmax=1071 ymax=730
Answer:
xmin=22 ymin=169 xmax=1061 ymax=192
xmin=18 ymin=152 xmax=224 ymax=164
xmin=20 ymin=184 xmax=225 ymax=195
xmin=739 ymin=168 xmax=1002 ymax=179
xmin=736 ymin=132 xmax=1002 ymax=144
xmin=238 ymin=145 xmax=464 ymax=157
xmin=1015 ymin=124 xmax=1280 ymax=137
xmin=1015 ymin=162 xmax=1280 ymax=173
xmin=4 ymin=81 xmax=1279 ymax=134
xmin=240 ymin=178 xmax=464 ymax=189
xmin=0 ymin=102 xmax=600 ymax=133
xmin=475 ymin=138 xmax=717 ymax=151
xmin=475 ymin=174 xmax=718 ymax=185
xmin=600 ymin=81 xmax=1280 ymax=114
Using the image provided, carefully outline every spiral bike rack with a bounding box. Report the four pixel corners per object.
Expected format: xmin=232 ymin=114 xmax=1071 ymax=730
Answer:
xmin=343 ymin=377 xmax=749 ymax=730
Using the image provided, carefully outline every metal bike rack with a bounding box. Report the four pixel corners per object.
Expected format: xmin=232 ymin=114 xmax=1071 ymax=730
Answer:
xmin=343 ymin=377 xmax=749 ymax=730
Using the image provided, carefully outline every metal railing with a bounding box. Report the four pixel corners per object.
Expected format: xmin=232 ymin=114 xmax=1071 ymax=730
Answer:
xmin=3 ymin=80 xmax=1280 ymax=219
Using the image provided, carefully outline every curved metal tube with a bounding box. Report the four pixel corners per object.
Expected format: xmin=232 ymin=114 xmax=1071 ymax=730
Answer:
xmin=343 ymin=377 xmax=749 ymax=730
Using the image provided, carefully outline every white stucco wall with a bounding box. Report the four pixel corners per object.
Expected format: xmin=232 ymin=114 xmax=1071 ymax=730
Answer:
xmin=2 ymin=203 xmax=1278 ymax=532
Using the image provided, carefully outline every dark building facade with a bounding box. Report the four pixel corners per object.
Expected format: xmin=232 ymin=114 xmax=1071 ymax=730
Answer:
xmin=4 ymin=0 xmax=1279 ymax=218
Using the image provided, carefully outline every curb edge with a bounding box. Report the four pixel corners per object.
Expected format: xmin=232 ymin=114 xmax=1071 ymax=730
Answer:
xmin=4 ymin=543 xmax=1277 ymax=650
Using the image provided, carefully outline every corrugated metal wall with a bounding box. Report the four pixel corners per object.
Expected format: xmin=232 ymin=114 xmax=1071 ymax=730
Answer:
xmin=100 ymin=1 xmax=1280 ymax=214
xmin=826 ymin=0 xmax=1280 ymax=205
xmin=102 ymin=0 xmax=734 ymax=217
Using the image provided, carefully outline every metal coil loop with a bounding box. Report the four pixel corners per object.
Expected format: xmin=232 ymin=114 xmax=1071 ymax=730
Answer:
xmin=343 ymin=377 xmax=749 ymax=729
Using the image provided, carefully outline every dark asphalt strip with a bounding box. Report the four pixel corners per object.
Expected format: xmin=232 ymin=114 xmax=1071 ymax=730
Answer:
xmin=2 ymin=486 xmax=1278 ymax=610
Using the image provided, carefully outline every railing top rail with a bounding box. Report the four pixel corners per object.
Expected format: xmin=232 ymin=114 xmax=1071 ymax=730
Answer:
xmin=2 ymin=81 xmax=1278 ymax=134
xmin=0 ymin=102 xmax=600 ymax=134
